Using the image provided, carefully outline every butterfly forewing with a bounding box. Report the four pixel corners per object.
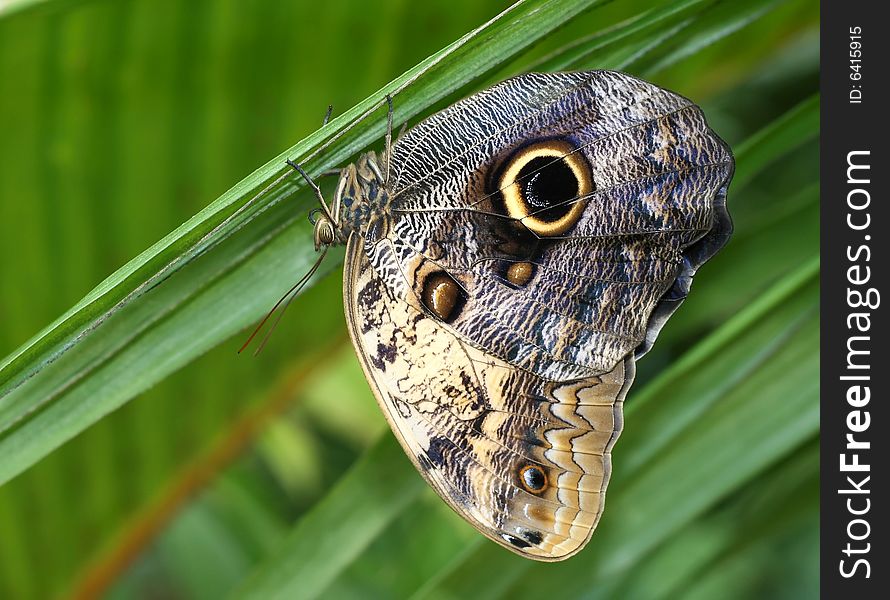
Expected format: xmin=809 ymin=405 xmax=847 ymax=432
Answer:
xmin=364 ymin=71 xmax=732 ymax=380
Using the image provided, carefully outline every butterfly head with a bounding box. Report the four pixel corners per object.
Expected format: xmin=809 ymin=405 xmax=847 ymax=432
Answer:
xmin=310 ymin=209 xmax=336 ymax=251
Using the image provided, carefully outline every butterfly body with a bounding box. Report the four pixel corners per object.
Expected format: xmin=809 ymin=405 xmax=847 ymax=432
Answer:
xmin=316 ymin=70 xmax=732 ymax=560
xmin=337 ymin=152 xmax=392 ymax=244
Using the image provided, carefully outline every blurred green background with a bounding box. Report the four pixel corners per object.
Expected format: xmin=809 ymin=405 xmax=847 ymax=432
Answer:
xmin=0 ymin=0 xmax=818 ymax=598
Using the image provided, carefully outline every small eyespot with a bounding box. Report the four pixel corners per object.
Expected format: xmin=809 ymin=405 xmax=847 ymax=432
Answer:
xmin=505 ymin=261 xmax=534 ymax=287
xmin=518 ymin=464 xmax=548 ymax=493
xmin=421 ymin=271 xmax=465 ymax=322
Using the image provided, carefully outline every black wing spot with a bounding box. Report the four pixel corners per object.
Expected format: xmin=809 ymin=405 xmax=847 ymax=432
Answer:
xmin=516 ymin=156 xmax=579 ymax=222
xmin=520 ymin=529 xmax=543 ymax=545
xmin=501 ymin=533 xmax=532 ymax=549
xmin=425 ymin=436 xmax=450 ymax=467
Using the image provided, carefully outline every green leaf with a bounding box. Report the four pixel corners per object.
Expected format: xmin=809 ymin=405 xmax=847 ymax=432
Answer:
xmin=529 ymin=0 xmax=716 ymax=72
xmin=0 ymin=0 xmax=608 ymax=487
xmin=612 ymin=441 xmax=818 ymax=600
xmin=234 ymin=436 xmax=424 ymax=600
xmin=640 ymin=0 xmax=785 ymax=75
xmin=732 ymin=95 xmax=820 ymax=189
xmin=324 ymin=492 xmax=480 ymax=599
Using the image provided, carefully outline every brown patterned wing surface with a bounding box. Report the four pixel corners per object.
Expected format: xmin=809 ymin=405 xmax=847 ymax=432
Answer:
xmin=344 ymin=235 xmax=635 ymax=560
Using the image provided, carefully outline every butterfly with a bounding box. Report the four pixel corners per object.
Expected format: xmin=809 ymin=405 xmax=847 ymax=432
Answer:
xmin=287 ymin=70 xmax=733 ymax=561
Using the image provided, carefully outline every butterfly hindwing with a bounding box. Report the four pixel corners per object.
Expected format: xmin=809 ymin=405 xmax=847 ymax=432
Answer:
xmin=344 ymin=236 xmax=634 ymax=560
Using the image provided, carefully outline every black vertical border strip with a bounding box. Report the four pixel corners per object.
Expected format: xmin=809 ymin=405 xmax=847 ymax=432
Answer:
xmin=821 ymin=1 xmax=886 ymax=597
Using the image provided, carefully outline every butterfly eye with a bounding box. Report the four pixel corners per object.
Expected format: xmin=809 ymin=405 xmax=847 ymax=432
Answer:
xmin=518 ymin=464 xmax=548 ymax=493
xmin=498 ymin=139 xmax=593 ymax=237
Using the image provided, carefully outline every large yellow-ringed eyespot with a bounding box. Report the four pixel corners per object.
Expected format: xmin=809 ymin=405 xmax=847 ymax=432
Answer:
xmin=518 ymin=464 xmax=548 ymax=493
xmin=498 ymin=139 xmax=593 ymax=237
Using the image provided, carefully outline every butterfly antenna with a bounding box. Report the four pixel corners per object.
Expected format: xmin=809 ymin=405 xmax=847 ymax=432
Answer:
xmin=238 ymin=247 xmax=329 ymax=355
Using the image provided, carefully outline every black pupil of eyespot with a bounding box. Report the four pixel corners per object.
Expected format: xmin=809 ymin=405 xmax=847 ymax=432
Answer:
xmin=518 ymin=156 xmax=578 ymax=221
xmin=523 ymin=466 xmax=545 ymax=490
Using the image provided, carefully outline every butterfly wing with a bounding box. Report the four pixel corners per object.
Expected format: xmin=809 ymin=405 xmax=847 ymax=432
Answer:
xmin=344 ymin=235 xmax=634 ymax=560
xmin=365 ymin=70 xmax=733 ymax=381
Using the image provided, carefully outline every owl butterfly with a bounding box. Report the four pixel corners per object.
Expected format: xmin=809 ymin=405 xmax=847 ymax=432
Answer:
xmin=294 ymin=71 xmax=732 ymax=561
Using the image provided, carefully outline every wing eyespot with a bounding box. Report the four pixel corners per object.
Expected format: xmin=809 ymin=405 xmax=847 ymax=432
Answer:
xmin=518 ymin=464 xmax=548 ymax=493
xmin=505 ymin=261 xmax=535 ymax=287
xmin=420 ymin=271 xmax=466 ymax=322
xmin=497 ymin=139 xmax=593 ymax=237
